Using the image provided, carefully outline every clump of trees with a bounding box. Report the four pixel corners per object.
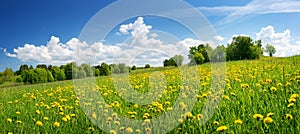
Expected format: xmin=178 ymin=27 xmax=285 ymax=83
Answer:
xmin=186 ymin=35 xmax=267 ymax=65
xmin=164 ymin=55 xmax=184 ymax=67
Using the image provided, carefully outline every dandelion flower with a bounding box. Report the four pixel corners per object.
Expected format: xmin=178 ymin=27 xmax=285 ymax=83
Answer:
xmin=167 ymin=107 xmax=172 ymax=111
xmin=16 ymin=120 xmax=22 ymax=124
xmin=110 ymin=129 xmax=117 ymax=134
xmin=288 ymin=98 xmax=296 ymax=103
xmin=15 ymin=111 xmax=20 ymax=115
xmin=43 ymin=117 xmax=49 ymax=121
xmin=216 ymin=126 xmax=227 ymax=132
xmin=6 ymin=118 xmax=12 ymax=123
xmin=36 ymin=110 xmax=41 ymax=115
xmin=267 ymin=113 xmax=275 ymax=117
xmin=213 ymin=121 xmax=219 ymax=125
xmin=288 ymin=103 xmax=294 ymax=108
xmin=62 ymin=117 xmax=68 ymax=122
xmin=291 ymin=94 xmax=299 ymax=99
xmin=54 ymin=122 xmax=60 ymax=127
xmin=89 ymin=127 xmax=95 ymax=131
xmin=285 ymin=114 xmax=293 ymax=120
xmin=263 ymin=117 xmax=273 ymax=124
xmin=270 ymin=87 xmax=277 ymax=92
xmin=145 ymin=127 xmax=151 ymax=133
xmin=234 ymin=119 xmax=243 ymax=125
xmin=135 ymin=129 xmax=141 ymax=133
xmin=253 ymin=114 xmax=263 ymax=121
xmin=125 ymin=127 xmax=133 ymax=133
xmin=36 ymin=121 xmax=43 ymax=126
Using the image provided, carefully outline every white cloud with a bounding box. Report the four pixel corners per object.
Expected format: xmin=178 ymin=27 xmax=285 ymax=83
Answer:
xmin=198 ymin=0 xmax=300 ymax=24
xmin=5 ymin=17 xmax=219 ymax=67
xmin=214 ymin=35 xmax=225 ymax=42
xmin=256 ymin=25 xmax=300 ymax=57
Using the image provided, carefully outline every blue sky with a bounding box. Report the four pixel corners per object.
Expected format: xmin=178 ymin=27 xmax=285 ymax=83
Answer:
xmin=1 ymin=0 xmax=300 ymax=71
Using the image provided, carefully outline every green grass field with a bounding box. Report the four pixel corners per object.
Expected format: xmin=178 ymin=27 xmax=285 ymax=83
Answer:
xmin=1 ymin=56 xmax=300 ymax=133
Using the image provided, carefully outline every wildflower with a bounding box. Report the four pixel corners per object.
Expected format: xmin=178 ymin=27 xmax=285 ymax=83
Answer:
xmin=16 ymin=120 xmax=22 ymax=124
xmin=89 ymin=127 xmax=95 ymax=131
xmin=15 ymin=111 xmax=20 ymax=115
xmin=178 ymin=118 xmax=184 ymax=124
xmin=277 ymin=83 xmax=282 ymax=87
xmin=36 ymin=121 xmax=43 ymax=126
xmin=288 ymin=103 xmax=294 ymax=108
xmin=125 ymin=127 xmax=133 ymax=133
xmin=270 ymin=87 xmax=277 ymax=92
xmin=62 ymin=117 xmax=68 ymax=122
xmin=222 ymin=95 xmax=230 ymax=100
xmin=144 ymin=119 xmax=150 ymax=124
xmin=291 ymin=94 xmax=299 ymax=99
xmin=263 ymin=117 xmax=273 ymax=124
xmin=135 ymin=129 xmax=141 ymax=133
xmin=43 ymin=117 xmax=49 ymax=121
xmin=110 ymin=130 xmax=117 ymax=134
xmin=167 ymin=107 xmax=172 ymax=111
xmin=7 ymin=118 xmax=12 ymax=123
xmin=119 ymin=127 xmax=125 ymax=131
xmin=285 ymin=114 xmax=293 ymax=120
xmin=133 ymin=104 xmax=139 ymax=109
xmin=267 ymin=113 xmax=275 ymax=117
xmin=36 ymin=110 xmax=41 ymax=115
xmin=8 ymin=132 xmax=12 ymax=134
xmin=145 ymin=127 xmax=151 ymax=133
xmin=216 ymin=126 xmax=227 ymax=132
xmin=234 ymin=119 xmax=243 ymax=125
xmin=288 ymin=98 xmax=296 ymax=103
xmin=253 ymin=114 xmax=263 ymax=121
xmin=70 ymin=114 xmax=76 ymax=117
xmin=213 ymin=121 xmax=219 ymax=125
xmin=54 ymin=122 xmax=60 ymax=127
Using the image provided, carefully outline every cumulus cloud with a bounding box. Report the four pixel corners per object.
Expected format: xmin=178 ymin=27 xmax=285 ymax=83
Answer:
xmin=5 ymin=17 xmax=218 ymax=67
xmin=256 ymin=25 xmax=300 ymax=57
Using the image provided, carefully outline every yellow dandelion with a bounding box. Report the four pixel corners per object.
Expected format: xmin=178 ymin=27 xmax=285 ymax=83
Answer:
xmin=54 ymin=122 xmax=60 ymax=127
xmin=213 ymin=121 xmax=219 ymax=125
xmin=133 ymin=104 xmax=139 ymax=109
xmin=291 ymin=94 xmax=299 ymax=99
xmin=6 ymin=118 xmax=12 ymax=123
xmin=288 ymin=103 xmax=294 ymax=108
xmin=167 ymin=107 xmax=172 ymax=111
xmin=43 ymin=117 xmax=49 ymax=121
xmin=62 ymin=117 xmax=68 ymax=122
xmin=119 ymin=127 xmax=125 ymax=131
xmin=178 ymin=118 xmax=184 ymax=124
xmin=267 ymin=113 xmax=275 ymax=117
xmin=16 ymin=120 xmax=22 ymax=124
xmin=263 ymin=117 xmax=273 ymax=124
xmin=36 ymin=110 xmax=41 ymax=115
xmin=15 ymin=111 xmax=20 ymax=115
xmin=216 ymin=126 xmax=227 ymax=132
xmin=144 ymin=119 xmax=151 ymax=124
xmin=253 ymin=114 xmax=263 ymax=121
xmin=222 ymin=95 xmax=230 ymax=100
xmin=145 ymin=127 xmax=151 ymax=133
xmin=110 ymin=130 xmax=117 ymax=134
xmin=89 ymin=127 xmax=95 ymax=131
xmin=135 ymin=129 xmax=141 ymax=133
xmin=270 ymin=87 xmax=277 ymax=92
xmin=234 ymin=119 xmax=243 ymax=125
xmin=125 ymin=127 xmax=133 ymax=133
xmin=36 ymin=121 xmax=43 ymax=126
xmin=288 ymin=98 xmax=296 ymax=103
xmin=8 ymin=132 xmax=12 ymax=134
xmin=285 ymin=114 xmax=293 ymax=120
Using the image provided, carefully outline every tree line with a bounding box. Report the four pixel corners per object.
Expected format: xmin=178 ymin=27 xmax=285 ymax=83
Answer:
xmin=1 ymin=35 xmax=276 ymax=85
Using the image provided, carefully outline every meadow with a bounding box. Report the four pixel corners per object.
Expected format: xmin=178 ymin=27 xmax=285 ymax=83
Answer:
xmin=0 ymin=56 xmax=300 ymax=133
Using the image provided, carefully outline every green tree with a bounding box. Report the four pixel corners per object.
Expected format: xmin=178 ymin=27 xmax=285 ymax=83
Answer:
xmin=118 ymin=63 xmax=127 ymax=73
xmin=145 ymin=64 xmax=151 ymax=68
xmin=0 ymin=68 xmax=14 ymax=83
xmin=100 ymin=63 xmax=110 ymax=76
xmin=211 ymin=45 xmax=226 ymax=62
xmin=35 ymin=68 xmax=48 ymax=83
xmin=51 ymin=66 xmax=65 ymax=81
xmin=25 ymin=69 xmax=38 ymax=84
xmin=265 ymin=44 xmax=276 ymax=57
xmin=111 ymin=64 xmax=120 ymax=74
xmin=171 ymin=55 xmax=184 ymax=67
xmin=77 ymin=67 xmax=86 ymax=79
xmin=81 ymin=63 xmax=93 ymax=77
xmin=131 ymin=65 xmax=137 ymax=70
xmin=94 ymin=68 xmax=100 ymax=76
xmin=64 ymin=62 xmax=77 ymax=80
xmin=47 ymin=70 xmax=54 ymax=82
